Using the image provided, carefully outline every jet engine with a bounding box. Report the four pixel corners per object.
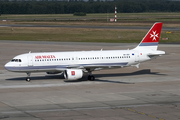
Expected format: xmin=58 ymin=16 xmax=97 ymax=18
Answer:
xmin=64 ymin=69 xmax=83 ymax=80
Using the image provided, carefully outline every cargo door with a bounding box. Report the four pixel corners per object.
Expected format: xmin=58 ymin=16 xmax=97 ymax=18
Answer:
xmin=135 ymin=51 xmax=140 ymax=62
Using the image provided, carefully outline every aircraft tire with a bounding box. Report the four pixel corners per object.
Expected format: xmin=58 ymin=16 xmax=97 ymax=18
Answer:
xmin=88 ymin=75 xmax=95 ymax=81
xmin=26 ymin=78 xmax=31 ymax=82
xmin=90 ymin=76 xmax=95 ymax=81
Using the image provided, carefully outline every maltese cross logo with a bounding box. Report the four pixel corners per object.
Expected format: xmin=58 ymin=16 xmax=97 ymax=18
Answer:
xmin=150 ymin=31 xmax=159 ymax=41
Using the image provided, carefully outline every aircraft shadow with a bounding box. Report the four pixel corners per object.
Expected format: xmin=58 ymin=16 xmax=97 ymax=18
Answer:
xmin=91 ymin=69 xmax=167 ymax=84
xmin=94 ymin=69 xmax=166 ymax=78
xmin=6 ymin=74 xmax=64 ymax=81
xmin=6 ymin=69 xmax=166 ymax=83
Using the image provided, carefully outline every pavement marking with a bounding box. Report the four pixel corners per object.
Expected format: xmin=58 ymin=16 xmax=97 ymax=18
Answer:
xmin=121 ymin=107 xmax=165 ymax=120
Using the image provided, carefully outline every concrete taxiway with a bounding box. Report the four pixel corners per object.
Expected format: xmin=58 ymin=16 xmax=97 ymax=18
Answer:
xmin=0 ymin=40 xmax=180 ymax=120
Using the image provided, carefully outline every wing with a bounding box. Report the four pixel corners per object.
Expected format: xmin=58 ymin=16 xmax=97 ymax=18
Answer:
xmin=59 ymin=62 xmax=128 ymax=72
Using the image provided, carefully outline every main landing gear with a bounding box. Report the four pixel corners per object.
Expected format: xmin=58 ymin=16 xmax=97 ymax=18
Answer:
xmin=88 ymin=75 xmax=95 ymax=81
xmin=26 ymin=73 xmax=31 ymax=82
xmin=87 ymin=70 xmax=95 ymax=81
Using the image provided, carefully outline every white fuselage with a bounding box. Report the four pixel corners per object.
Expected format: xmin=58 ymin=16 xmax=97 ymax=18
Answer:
xmin=5 ymin=49 xmax=151 ymax=73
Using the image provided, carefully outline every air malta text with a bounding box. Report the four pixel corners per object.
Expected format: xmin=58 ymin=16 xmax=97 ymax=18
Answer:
xmin=35 ymin=55 xmax=56 ymax=59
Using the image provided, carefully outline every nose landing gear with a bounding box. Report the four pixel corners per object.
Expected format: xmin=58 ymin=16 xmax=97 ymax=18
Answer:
xmin=26 ymin=73 xmax=31 ymax=82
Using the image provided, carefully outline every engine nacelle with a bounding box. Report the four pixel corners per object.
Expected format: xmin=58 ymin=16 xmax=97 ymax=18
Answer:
xmin=64 ymin=69 xmax=83 ymax=80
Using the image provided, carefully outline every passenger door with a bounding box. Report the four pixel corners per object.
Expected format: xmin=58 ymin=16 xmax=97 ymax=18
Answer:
xmin=28 ymin=56 xmax=33 ymax=66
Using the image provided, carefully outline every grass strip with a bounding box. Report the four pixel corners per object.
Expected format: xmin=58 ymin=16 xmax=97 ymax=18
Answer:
xmin=0 ymin=27 xmax=179 ymax=43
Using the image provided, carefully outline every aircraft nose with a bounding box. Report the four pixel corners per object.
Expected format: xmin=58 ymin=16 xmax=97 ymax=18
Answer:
xmin=4 ymin=62 xmax=12 ymax=71
xmin=4 ymin=63 xmax=9 ymax=70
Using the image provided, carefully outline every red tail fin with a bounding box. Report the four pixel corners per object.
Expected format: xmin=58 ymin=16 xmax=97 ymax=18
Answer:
xmin=139 ymin=22 xmax=163 ymax=46
xmin=134 ymin=22 xmax=163 ymax=51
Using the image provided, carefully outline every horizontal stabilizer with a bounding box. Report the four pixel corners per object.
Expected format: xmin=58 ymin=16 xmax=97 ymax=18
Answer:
xmin=147 ymin=50 xmax=165 ymax=58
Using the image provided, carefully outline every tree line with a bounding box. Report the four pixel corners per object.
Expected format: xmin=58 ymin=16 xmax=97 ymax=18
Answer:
xmin=0 ymin=0 xmax=180 ymax=14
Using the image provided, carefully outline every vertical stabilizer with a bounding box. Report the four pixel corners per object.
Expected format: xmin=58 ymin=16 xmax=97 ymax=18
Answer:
xmin=134 ymin=22 xmax=163 ymax=51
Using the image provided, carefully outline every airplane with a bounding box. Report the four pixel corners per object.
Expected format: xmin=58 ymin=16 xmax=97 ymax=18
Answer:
xmin=4 ymin=22 xmax=165 ymax=82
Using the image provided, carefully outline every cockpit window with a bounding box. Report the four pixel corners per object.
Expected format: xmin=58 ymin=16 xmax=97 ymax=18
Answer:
xmin=11 ymin=59 xmax=15 ymax=62
xmin=11 ymin=59 xmax=22 ymax=62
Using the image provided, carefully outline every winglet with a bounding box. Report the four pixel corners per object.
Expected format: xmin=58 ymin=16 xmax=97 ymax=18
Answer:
xmin=134 ymin=22 xmax=163 ymax=51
